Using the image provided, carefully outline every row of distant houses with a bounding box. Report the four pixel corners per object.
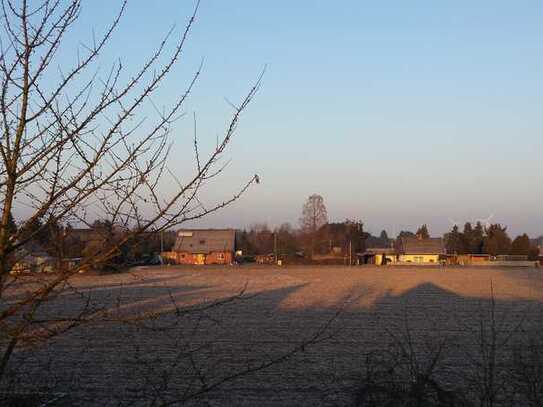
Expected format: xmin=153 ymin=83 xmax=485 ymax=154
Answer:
xmin=361 ymin=237 xmax=539 ymax=266
xmin=13 ymin=228 xmax=538 ymax=272
xmin=162 ymin=229 xmax=540 ymax=266
xmin=162 ymin=229 xmax=449 ymax=266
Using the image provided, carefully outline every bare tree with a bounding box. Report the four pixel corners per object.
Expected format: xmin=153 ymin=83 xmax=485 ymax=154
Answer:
xmin=0 ymin=2 xmax=341 ymax=404
xmin=300 ymin=194 xmax=328 ymax=258
xmin=0 ymin=0 xmax=264 ymax=388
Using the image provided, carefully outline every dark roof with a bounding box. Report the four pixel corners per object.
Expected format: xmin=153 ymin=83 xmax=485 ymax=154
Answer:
xmin=173 ymin=229 xmax=235 ymax=254
xmin=20 ymin=240 xmax=49 ymax=257
xmin=399 ymin=237 xmax=444 ymax=254
xmin=68 ymin=228 xmax=106 ymax=242
xmin=364 ymin=247 xmax=396 ymax=255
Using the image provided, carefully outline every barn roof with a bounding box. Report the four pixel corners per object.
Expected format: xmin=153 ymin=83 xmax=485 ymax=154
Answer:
xmin=399 ymin=237 xmax=444 ymax=254
xmin=173 ymin=229 xmax=235 ymax=254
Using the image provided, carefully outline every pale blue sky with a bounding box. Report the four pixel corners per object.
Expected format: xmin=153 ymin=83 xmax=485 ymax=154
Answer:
xmin=74 ymin=1 xmax=543 ymax=237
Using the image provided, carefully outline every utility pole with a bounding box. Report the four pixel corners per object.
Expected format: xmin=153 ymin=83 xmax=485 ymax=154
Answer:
xmin=274 ymin=232 xmax=278 ymax=263
xmin=349 ymin=240 xmax=352 ymax=266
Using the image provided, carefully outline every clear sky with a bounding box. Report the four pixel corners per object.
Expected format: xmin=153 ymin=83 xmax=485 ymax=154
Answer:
xmin=75 ymin=1 xmax=543 ymax=237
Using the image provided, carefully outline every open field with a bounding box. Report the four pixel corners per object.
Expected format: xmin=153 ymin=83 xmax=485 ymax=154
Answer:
xmin=5 ymin=265 xmax=543 ymax=405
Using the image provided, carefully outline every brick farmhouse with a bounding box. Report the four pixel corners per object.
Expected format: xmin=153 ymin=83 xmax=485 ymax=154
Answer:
xmin=163 ymin=229 xmax=235 ymax=265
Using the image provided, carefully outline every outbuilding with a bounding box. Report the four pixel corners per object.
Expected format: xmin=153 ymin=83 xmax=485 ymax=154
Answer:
xmin=359 ymin=247 xmax=397 ymax=265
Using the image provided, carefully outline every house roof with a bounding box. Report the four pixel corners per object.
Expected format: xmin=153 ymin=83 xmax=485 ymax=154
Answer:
xmin=173 ymin=229 xmax=235 ymax=254
xmin=399 ymin=237 xmax=444 ymax=255
xmin=18 ymin=240 xmax=50 ymax=257
xmin=67 ymin=228 xmax=106 ymax=242
xmin=364 ymin=247 xmax=396 ymax=255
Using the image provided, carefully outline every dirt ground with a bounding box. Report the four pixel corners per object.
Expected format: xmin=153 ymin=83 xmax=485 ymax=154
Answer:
xmin=6 ymin=265 xmax=543 ymax=405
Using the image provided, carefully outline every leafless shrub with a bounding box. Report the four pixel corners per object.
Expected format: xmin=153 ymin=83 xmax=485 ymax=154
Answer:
xmin=507 ymin=328 xmax=543 ymax=406
xmin=354 ymin=286 xmax=542 ymax=407
xmin=355 ymin=314 xmax=469 ymax=407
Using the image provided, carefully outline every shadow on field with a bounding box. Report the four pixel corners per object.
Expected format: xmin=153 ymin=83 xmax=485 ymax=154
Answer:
xmin=3 ymin=273 xmax=543 ymax=406
xmin=350 ymin=282 xmax=543 ymax=407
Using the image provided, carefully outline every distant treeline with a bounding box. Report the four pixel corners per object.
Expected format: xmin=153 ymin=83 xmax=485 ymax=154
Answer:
xmin=10 ymin=216 xmax=176 ymax=267
xmin=11 ymin=204 xmax=542 ymax=261
xmin=445 ymin=222 xmax=539 ymax=258
xmin=236 ymin=220 xmax=541 ymax=259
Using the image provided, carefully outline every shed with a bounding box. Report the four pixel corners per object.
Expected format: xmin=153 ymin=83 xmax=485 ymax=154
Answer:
xmin=359 ymin=247 xmax=397 ymax=265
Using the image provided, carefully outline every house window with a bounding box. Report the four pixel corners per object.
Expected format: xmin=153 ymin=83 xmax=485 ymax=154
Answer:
xmin=199 ymin=239 xmax=206 ymax=244
xmin=180 ymin=254 xmax=185 ymax=258
xmin=217 ymin=253 xmax=225 ymax=260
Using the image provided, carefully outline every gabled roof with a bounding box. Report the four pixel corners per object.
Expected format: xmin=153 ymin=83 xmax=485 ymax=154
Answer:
xmin=399 ymin=237 xmax=444 ymax=255
xmin=173 ymin=229 xmax=235 ymax=254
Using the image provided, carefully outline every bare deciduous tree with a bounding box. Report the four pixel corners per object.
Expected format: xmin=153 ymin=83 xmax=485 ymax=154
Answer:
xmin=0 ymin=0 xmax=265 ymax=387
xmin=300 ymin=194 xmax=328 ymax=258
xmin=0 ymin=2 xmax=340 ymax=404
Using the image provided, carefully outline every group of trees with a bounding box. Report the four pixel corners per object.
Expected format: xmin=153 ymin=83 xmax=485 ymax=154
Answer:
xmin=26 ymin=194 xmax=536 ymax=263
xmin=236 ymin=223 xmax=299 ymax=256
xmin=298 ymin=195 xmax=366 ymax=258
xmin=238 ymin=194 xmax=541 ymax=261
xmin=6 ymin=216 xmax=176 ymax=271
xmin=236 ymin=195 xmax=365 ymax=259
xmin=0 ymin=1 xmax=266 ymax=400
xmin=15 ymin=191 xmax=540 ymax=262
xmin=445 ymin=222 xmax=539 ymax=258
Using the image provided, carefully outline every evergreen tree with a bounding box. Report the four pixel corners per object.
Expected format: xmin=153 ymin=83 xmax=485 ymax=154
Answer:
xmin=236 ymin=230 xmax=254 ymax=255
xmin=483 ymin=224 xmax=511 ymax=256
xmin=398 ymin=230 xmax=415 ymax=239
xmin=416 ymin=224 xmax=430 ymax=239
xmin=462 ymin=222 xmax=484 ymax=254
xmin=462 ymin=222 xmax=473 ymax=253
xmin=445 ymin=225 xmax=464 ymax=254
xmin=379 ymin=230 xmax=389 ymax=247
xmin=511 ymin=234 xmax=531 ymax=256
xmin=528 ymin=245 xmax=540 ymax=261
xmin=473 ymin=222 xmax=485 ymax=254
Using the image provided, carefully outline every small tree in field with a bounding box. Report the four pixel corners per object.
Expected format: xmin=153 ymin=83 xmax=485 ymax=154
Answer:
xmin=300 ymin=194 xmax=328 ymax=258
